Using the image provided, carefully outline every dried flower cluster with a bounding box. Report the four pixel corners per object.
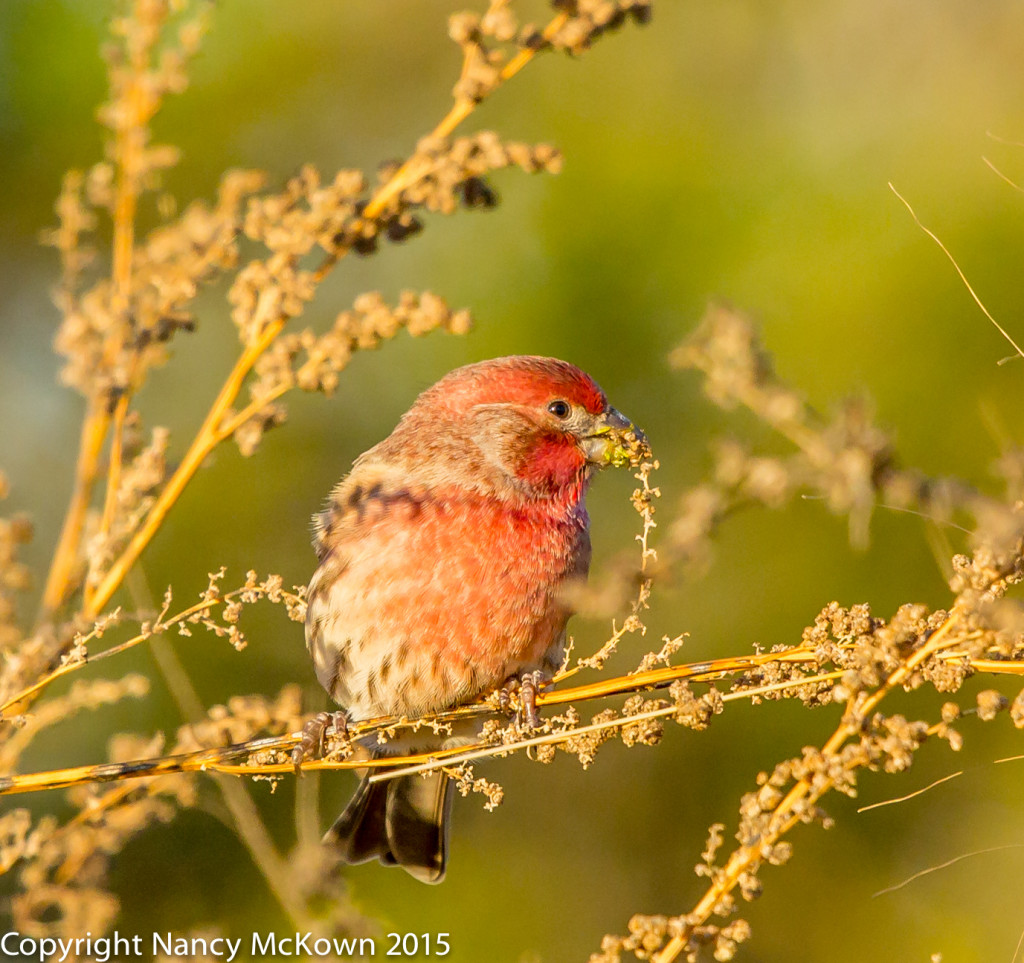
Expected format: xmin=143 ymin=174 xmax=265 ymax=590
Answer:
xmin=234 ymin=289 xmax=473 ymax=455
xmin=449 ymin=0 xmax=652 ymax=102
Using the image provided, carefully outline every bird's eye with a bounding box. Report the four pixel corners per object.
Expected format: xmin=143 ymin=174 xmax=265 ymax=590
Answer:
xmin=547 ymin=399 xmax=571 ymax=419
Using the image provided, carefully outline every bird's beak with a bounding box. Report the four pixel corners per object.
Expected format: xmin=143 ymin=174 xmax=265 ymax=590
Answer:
xmin=581 ymin=407 xmax=649 ymax=467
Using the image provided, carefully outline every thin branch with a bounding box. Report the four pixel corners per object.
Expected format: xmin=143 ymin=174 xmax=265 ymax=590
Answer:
xmin=982 ymin=155 xmax=1024 ymax=194
xmin=2 ymin=596 xmax=219 ymax=717
xmin=872 ymin=844 xmax=1024 ymax=898
xmin=89 ymin=392 xmax=132 ymax=611
xmin=856 ymin=771 xmax=963 ymax=813
xmin=38 ymin=404 xmax=111 ymax=619
xmin=4 ymin=639 xmax=1021 ymax=801
xmin=889 ymin=182 xmax=1024 ymax=363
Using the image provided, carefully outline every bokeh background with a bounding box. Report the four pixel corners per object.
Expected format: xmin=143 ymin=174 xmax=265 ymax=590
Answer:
xmin=4 ymin=1 xmax=1024 ymax=960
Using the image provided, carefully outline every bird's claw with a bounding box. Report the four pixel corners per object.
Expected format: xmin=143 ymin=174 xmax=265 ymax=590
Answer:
xmin=292 ymin=710 xmax=349 ymax=775
xmin=498 ymin=671 xmax=545 ymax=730
xmin=520 ymin=673 xmax=542 ymax=730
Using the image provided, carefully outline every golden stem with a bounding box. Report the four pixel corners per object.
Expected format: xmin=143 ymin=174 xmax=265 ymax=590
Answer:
xmin=38 ymin=404 xmax=111 ymax=618
xmin=84 ymin=318 xmax=285 ymax=617
xmin=362 ymin=12 xmax=570 ymax=221
xmin=38 ymin=17 xmax=149 ymax=620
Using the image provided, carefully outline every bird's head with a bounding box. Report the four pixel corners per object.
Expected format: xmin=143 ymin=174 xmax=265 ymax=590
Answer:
xmin=390 ymin=356 xmax=648 ymax=503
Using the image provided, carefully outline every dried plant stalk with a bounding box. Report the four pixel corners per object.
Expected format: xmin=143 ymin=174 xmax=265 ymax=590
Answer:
xmin=1 ymin=0 xmax=658 ymax=949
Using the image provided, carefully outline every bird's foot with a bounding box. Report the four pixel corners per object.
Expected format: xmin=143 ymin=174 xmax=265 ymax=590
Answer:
xmin=292 ymin=710 xmax=349 ymax=775
xmin=498 ymin=671 xmax=546 ymax=730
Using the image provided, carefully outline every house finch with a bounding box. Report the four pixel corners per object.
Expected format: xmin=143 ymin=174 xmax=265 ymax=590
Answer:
xmin=298 ymin=355 xmax=646 ymax=882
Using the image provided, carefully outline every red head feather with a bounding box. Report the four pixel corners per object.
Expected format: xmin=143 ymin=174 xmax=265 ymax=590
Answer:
xmin=416 ymin=356 xmax=608 ymax=419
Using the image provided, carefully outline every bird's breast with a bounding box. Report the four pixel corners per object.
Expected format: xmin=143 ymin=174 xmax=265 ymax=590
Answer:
xmin=305 ymin=487 xmax=591 ymax=720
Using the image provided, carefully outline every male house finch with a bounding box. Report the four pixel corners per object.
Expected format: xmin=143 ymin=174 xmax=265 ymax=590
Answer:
xmin=298 ymin=356 xmax=646 ymax=882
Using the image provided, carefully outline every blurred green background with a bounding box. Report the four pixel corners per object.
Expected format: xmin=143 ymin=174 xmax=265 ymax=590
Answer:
xmin=4 ymin=1 xmax=1024 ymax=960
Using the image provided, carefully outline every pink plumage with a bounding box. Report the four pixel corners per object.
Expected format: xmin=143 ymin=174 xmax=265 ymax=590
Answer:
xmin=302 ymin=356 xmax=644 ymax=882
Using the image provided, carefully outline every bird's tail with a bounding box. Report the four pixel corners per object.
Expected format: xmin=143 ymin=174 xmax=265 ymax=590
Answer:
xmin=325 ymin=768 xmax=453 ymax=884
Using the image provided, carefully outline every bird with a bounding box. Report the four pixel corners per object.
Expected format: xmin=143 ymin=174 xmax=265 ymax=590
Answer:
xmin=296 ymin=355 xmax=647 ymax=883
